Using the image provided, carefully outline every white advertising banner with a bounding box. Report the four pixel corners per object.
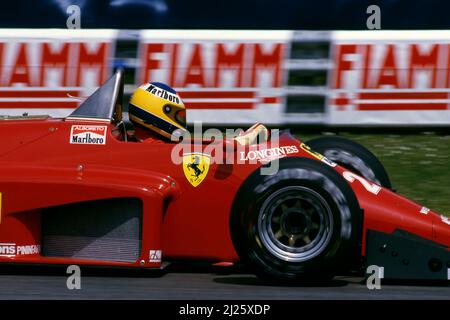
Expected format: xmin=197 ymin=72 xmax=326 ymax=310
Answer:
xmin=0 ymin=29 xmax=116 ymax=117
xmin=328 ymin=30 xmax=450 ymax=125
xmin=138 ymin=30 xmax=292 ymax=125
xmin=0 ymin=29 xmax=450 ymax=126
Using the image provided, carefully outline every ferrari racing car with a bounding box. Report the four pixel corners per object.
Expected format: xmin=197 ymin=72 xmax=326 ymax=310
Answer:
xmin=0 ymin=70 xmax=448 ymax=282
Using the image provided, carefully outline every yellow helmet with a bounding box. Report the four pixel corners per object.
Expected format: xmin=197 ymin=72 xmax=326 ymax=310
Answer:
xmin=129 ymin=82 xmax=187 ymax=138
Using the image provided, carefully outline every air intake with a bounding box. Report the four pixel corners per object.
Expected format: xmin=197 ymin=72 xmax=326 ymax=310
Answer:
xmin=42 ymin=198 xmax=142 ymax=262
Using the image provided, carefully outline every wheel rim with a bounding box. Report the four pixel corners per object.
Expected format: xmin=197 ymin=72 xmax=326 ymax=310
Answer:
xmin=257 ymin=186 xmax=333 ymax=262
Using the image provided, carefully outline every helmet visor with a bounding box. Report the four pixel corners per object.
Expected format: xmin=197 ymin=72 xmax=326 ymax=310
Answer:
xmin=175 ymin=109 xmax=186 ymax=128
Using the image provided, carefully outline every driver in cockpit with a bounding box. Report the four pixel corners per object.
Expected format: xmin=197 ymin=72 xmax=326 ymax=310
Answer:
xmin=128 ymin=82 xmax=187 ymax=143
xmin=127 ymin=81 xmax=269 ymax=145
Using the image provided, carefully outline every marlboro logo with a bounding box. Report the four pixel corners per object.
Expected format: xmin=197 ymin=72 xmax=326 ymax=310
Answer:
xmin=70 ymin=125 xmax=107 ymax=145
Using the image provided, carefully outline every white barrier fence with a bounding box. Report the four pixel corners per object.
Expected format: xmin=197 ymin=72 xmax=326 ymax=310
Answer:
xmin=0 ymin=29 xmax=449 ymax=126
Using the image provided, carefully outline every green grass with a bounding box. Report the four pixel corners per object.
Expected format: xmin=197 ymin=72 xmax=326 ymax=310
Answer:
xmin=295 ymin=132 xmax=450 ymax=216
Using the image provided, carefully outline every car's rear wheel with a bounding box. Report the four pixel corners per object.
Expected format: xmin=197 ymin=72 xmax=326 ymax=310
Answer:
xmin=230 ymin=157 xmax=362 ymax=283
xmin=306 ymin=136 xmax=392 ymax=189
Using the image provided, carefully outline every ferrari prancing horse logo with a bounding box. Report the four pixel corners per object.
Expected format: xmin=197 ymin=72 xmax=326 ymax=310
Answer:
xmin=182 ymin=153 xmax=211 ymax=187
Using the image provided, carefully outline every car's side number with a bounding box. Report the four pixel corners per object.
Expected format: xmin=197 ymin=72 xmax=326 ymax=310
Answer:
xmin=342 ymin=171 xmax=381 ymax=195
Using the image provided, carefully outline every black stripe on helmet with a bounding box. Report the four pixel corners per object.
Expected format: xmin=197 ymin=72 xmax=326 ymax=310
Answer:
xmin=129 ymin=103 xmax=179 ymax=135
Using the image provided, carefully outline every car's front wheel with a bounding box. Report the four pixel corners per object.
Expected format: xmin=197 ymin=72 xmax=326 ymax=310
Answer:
xmin=230 ymin=157 xmax=362 ymax=283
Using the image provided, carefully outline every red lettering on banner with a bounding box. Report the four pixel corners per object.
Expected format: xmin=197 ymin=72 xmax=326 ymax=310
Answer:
xmin=408 ymin=44 xmax=439 ymax=88
xmin=214 ymin=43 xmax=244 ymax=87
xmin=139 ymin=42 xmax=284 ymax=89
xmin=141 ymin=43 xmax=164 ymax=83
xmin=76 ymin=43 xmax=108 ymax=86
xmin=334 ymin=43 xmax=446 ymax=90
xmin=251 ymin=43 xmax=283 ymax=87
xmin=183 ymin=44 xmax=206 ymax=87
xmin=445 ymin=44 xmax=450 ymax=88
xmin=169 ymin=43 xmax=179 ymax=86
xmin=362 ymin=44 xmax=372 ymax=89
xmin=333 ymin=44 xmax=357 ymax=89
xmin=375 ymin=44 xmax=400 ymax=88
xmin=8 ymin=43 xmax=32 ymax=86
xmin=40 ymin=43 xmax=70 ymax=86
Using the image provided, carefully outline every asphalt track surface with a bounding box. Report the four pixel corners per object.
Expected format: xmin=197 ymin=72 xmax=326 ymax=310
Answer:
xmin=0 ymin=264 xmax=449 ymax=300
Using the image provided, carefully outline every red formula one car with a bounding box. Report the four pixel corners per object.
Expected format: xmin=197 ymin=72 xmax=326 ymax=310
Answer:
xmin=0 ymin=70 xmax=448 ymax=282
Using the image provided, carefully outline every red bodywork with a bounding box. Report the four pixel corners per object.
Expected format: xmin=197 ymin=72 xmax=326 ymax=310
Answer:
xmin=0 ymin=116 xmax=449 ymax=269
xmin=0 ymin=71 xmax=448 ymax=271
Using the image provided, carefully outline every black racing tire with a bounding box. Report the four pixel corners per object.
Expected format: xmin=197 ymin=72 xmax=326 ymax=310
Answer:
xmin=230 ymin=157 xmax=362 ymax=283
xmin=306 ymin=136 xmax=392 ymax=189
